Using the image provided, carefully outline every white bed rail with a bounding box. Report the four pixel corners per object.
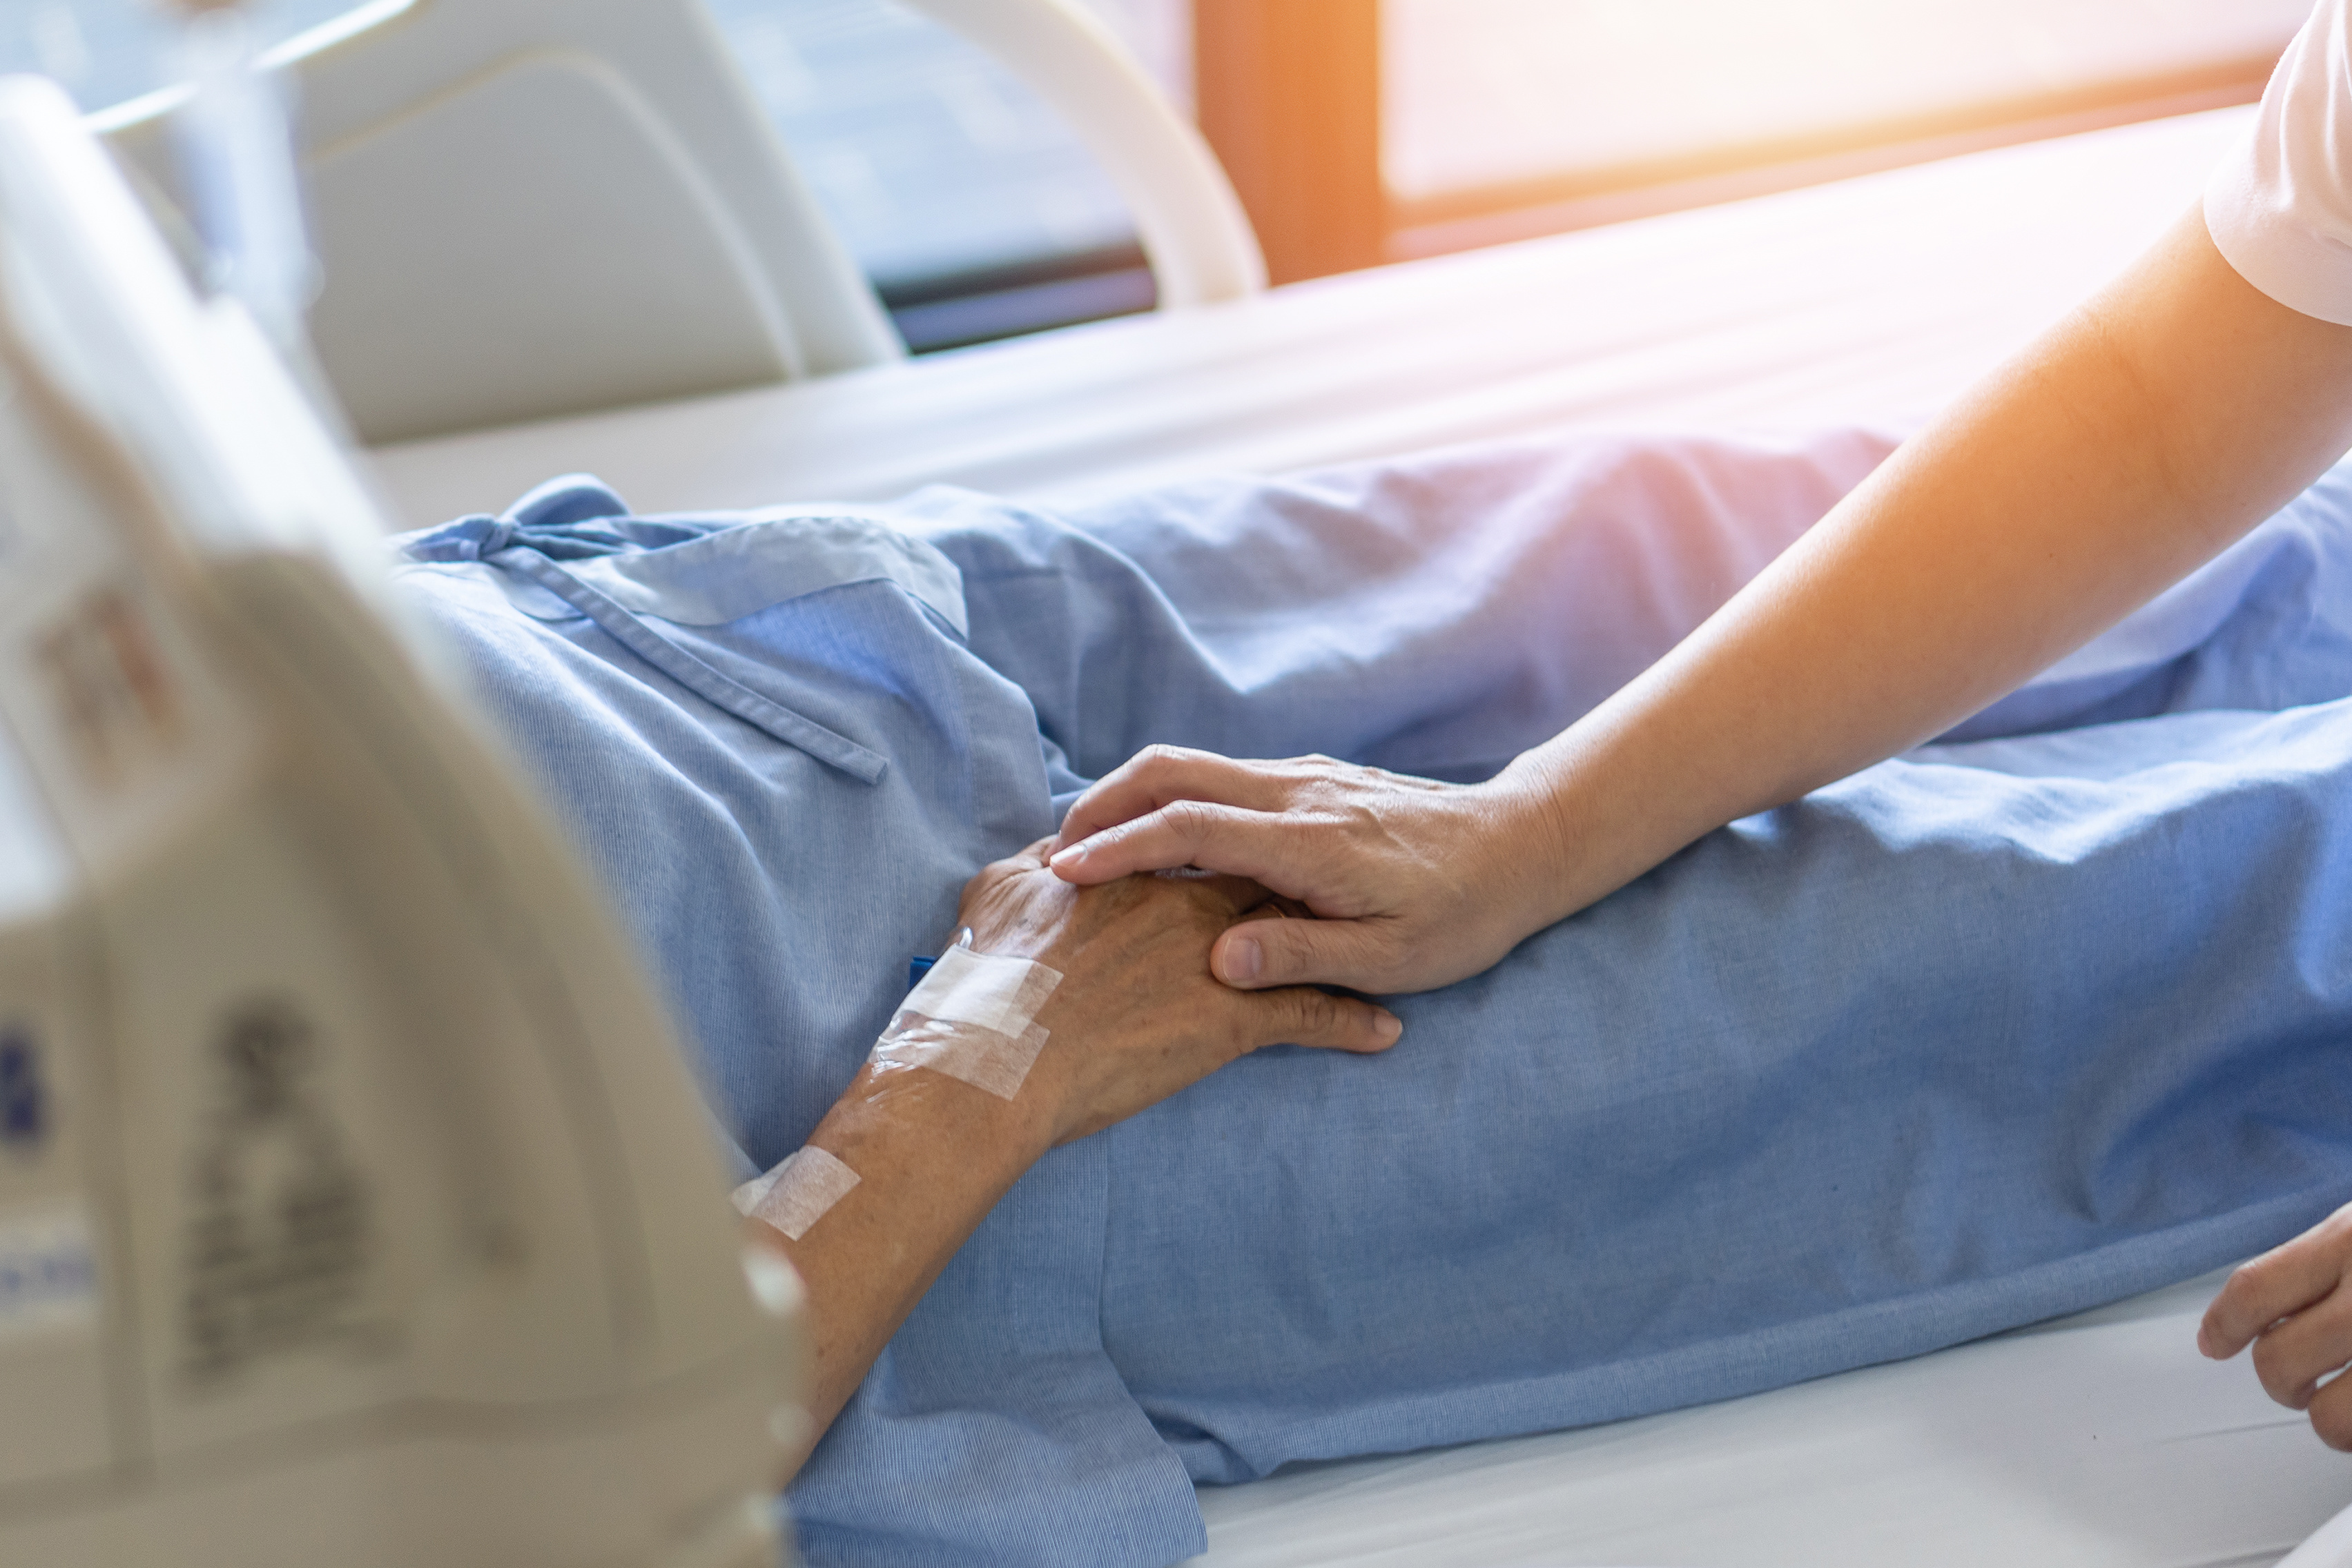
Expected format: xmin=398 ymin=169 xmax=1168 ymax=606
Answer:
xmin=906 ymin=0 xmax=1266 ymax=306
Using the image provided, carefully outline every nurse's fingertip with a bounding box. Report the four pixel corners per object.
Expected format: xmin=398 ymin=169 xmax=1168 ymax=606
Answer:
xmin=1217 ymin=934 xmax=1263 ymax=985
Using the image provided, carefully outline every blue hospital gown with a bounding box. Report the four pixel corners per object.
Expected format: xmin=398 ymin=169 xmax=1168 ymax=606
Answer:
xmin=391 ymin=430 xmax=2352 ymax=1567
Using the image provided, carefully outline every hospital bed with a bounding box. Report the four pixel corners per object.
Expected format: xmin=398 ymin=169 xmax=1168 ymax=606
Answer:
xmin=366 ymin=101 xmax=2251 ymax=527
xmin=74 ymin=0 xmax=2347 ymax=1558
xmin=349 ymin=84 xmax=2352 ymax=1567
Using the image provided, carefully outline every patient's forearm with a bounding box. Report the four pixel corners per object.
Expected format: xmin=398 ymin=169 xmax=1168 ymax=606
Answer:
xmin=748 ymin=1066 xmax=1047 ymax=1460
xmin=745 ymin=844 xmax=1397 ymax=1475
xmin=1504 ymin=208 xmax=2352 ymax=923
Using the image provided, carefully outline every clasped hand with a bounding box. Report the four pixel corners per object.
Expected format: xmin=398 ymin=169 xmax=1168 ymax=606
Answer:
xmin=1046 ymin=747 xmax=1566 ymax=996
xmin=955 ymin=838 xmax=1402 ymax=1148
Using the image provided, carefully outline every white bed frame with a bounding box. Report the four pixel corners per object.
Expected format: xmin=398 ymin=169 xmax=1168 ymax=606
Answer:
xmin=364 ymin=103 xmax=2352 ymax=1568
xmin=375 ymin=106 xmax=2242 ymax=526
xmin=1192 ymin=1268 xmax=2345 ymax=1568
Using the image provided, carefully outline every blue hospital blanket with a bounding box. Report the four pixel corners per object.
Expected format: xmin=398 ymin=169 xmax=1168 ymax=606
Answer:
xmin=391 ymin=430 xmax=2352 ymax=1567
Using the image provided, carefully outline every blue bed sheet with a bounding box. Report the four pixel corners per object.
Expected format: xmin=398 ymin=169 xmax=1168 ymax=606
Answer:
xmin=391 ymin=429 xmax=2352 ymax=1567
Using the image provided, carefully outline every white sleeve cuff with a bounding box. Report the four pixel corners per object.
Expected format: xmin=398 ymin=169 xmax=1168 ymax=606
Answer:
xmin=2206 ymin=127 xmax=2352 ymax=327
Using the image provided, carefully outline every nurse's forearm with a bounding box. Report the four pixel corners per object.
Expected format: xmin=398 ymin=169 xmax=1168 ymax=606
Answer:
xmin=1500 ymin=208 xmax=2352 ymax=923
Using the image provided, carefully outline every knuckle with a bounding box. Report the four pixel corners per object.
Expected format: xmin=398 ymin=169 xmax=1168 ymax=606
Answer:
xmin=2215 ymin=1267 xmax=2259 ymax=1318
xmin=967 ymin=856 xmax=1021 ymax=892
xmin=1323 ymin=924 xmax=1397 ymax=986
xmin=2235 ymin=1251 xmax=2290 ymax=1301
xmin=1161 ymin=798 xmax=1225 ymax=841
xmin=1283 ymin=986 xmax=1342 ymax=1037
xmin=1299 ymin=778 xmax=1352 ymax=813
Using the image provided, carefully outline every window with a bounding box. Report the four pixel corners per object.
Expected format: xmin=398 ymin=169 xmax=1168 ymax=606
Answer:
xmin=1194 ymin=0 xmax=2307 ymax=282
xmin=1384 ymin=0 xmax=2311 ymax=257
xmin=703 ymin=0 xmax=1188 ymax=351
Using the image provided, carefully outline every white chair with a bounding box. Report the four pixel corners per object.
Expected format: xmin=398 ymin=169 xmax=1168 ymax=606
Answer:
xmin=98 ymin=0 xmax=1263 ymax=447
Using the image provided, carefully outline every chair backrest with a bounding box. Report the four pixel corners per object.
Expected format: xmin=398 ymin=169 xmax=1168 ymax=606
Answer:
xmin=100 ymin=0 xmax=1263 ymax=449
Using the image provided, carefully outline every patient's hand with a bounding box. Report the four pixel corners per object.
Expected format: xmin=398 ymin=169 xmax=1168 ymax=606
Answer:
xmin=2201 ymin=1202 xmax=2352 ymax=1448
xmin=954 ymin=839 xmax=1403 ymax=1146
xmin=754 ymin=842 xmax=1399 ymax=1457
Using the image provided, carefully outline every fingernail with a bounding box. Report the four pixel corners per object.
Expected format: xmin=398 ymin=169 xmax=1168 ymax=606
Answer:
xmin=1221 ymin=935 xmax=1261 ymax=983
xmin=1050 ymin=843 xmax=1087 ymax=867
xmin=1372 ymin=1010 xmax=1403 ymax=1044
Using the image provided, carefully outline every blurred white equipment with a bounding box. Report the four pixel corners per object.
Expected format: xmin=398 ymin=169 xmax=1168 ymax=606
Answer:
xmin=97 ymin=0 xmax=1262 ymax=445
xmin=0 ymin=75 xmax=801 ymax=1568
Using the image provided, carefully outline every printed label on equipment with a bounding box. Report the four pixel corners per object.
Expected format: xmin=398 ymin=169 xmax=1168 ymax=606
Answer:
xmin=35 ymin=583 xmax=184 ymax=792
xmin=0 ymin=1025 xmax=48 ymax=1154
xmin=0 ymin=1202 xmax=97 ymax=1339
xmin=0 ymin=558 xmax=263 ymax=888
xmin=181 ymin=997 xmax=376 ymax=1381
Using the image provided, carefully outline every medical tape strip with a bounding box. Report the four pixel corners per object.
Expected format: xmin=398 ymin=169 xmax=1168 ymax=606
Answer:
xmin=868 ymin=943 xmax=1063 ymax=1099
xmin=731 ymin=1146 xmax=861 ymax=1242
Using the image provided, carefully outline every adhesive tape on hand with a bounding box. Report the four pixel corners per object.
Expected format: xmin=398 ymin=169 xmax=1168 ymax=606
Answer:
xmin=869 ymin=942 xmax=1063 ymax=1099
xmin=732 ymin=1146 xmax=860 ymax=1241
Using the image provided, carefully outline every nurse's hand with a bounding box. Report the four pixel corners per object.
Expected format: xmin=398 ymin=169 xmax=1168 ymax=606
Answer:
xmin=954 ymin=838 xmax=1405 ymax=1146
xmin=2201 ymin=1202 xmax=2352 ymax=1449
xmin=1047 ymin=748 xmax=1562 ymax=996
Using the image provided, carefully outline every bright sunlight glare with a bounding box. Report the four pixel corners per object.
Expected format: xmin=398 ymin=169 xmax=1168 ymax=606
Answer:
xmin=1385 ymin=0 xmax=2312 ymax=201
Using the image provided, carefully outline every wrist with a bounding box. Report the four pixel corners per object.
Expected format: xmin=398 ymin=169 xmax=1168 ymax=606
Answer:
xmin=1479 ymin=747 xmax=1595 ymax=928
xmin=777 ymin=1061 xmax=1058 ymax=1442
xmin=814 ymin=1061 xmax=1056 ymax=1187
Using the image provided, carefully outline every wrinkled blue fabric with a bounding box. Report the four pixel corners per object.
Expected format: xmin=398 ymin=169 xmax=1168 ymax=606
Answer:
xmin=389 ymin=430 xmax=2352 ymax=1567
